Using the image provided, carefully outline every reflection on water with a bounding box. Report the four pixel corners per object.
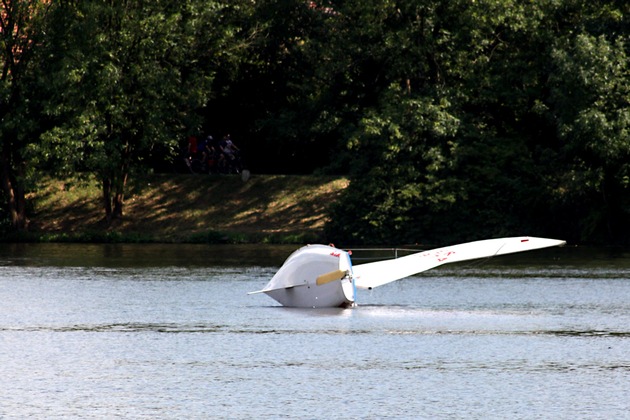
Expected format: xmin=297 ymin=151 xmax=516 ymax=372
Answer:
xmin=0 ymin=242 xmax=296 ymax=267
xmin=1 ymin=243 xmax=629 ymax=419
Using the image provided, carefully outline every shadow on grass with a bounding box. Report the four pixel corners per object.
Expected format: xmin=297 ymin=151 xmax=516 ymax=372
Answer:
xmin=21 ymin=173 xmax=349 ymax=244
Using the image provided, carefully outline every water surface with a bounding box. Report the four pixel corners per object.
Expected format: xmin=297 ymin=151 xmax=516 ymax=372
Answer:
xmin=1 ymin=244 xmax=628 ymax=419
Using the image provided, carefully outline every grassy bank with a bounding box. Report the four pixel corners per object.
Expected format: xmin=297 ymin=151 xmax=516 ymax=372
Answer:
xmin=21 ymin=174 xmax=349 ymax=244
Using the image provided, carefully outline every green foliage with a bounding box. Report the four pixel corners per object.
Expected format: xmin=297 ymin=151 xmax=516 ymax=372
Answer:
xmin=0 ymin=0 xmax=55 ymax=229
xmin=323 ymin=0 xmax=629 ymax=245
xmin=41 ymin=1 xmax=210 ymax=165
xmin=1 ymin=0 xmax=628 ymax=244
xmin=547 ymin=31 xmax=630 ymax=242
xmin=28 ymin=0 xmax=251 ymax=221
xmin=327 ymin=86 xmax=463 ymax=244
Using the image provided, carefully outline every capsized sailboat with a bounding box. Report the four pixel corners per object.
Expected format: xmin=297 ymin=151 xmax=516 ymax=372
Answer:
xmin=249 ymin=236 xmax=566 ymax=308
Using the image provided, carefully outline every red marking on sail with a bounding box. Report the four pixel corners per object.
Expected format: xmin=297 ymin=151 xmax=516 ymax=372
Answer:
xmin=521 ymin=239 xmax=529 ymax=242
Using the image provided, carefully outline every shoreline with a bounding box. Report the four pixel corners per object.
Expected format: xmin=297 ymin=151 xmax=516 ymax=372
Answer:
xmin=14 ymin=173 xmax=349 ymax=244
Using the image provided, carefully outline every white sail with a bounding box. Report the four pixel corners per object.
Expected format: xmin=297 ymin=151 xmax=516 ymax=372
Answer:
xmin=352 ymin=236 xmax=566 ymax=290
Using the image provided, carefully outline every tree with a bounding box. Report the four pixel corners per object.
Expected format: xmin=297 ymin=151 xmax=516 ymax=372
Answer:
xmin=39 ymin=0 xmax=239 ymax=223
xmin=204 ymin=0 xmax=334 ymax=174
xmin=0 ymin=0 xmax=52 ymax=230
xmin=324 ymin=0 xmax=629 ymax=245
xmin=548 ymin=33 xmax=629 ymax=243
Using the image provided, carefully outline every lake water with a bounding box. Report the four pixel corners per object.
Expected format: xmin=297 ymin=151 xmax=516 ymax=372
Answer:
xmin=1 ymin=243 xmax=629 ymax=419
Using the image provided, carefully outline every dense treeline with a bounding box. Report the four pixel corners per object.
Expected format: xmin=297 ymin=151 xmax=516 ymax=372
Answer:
xmin=0 ymin=0 xmax=628 ymax=245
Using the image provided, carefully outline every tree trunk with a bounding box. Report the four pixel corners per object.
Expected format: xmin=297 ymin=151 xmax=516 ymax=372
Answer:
xmin=102 ymin=176 xmax=113 ymax=225
xmin=112 ymin=170 xmax=128 ymax=219
xmin=103 ymin=170 xmax=128 ymax=223
xmin=0 ymin=151 xmax=27 ymax=231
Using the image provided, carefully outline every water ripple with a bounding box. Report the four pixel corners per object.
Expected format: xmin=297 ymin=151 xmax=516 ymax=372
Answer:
xmin=2 ymin=324 xmax=629 ymax=339
xmin=0 ymin=323 xmax=226 ymax=333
